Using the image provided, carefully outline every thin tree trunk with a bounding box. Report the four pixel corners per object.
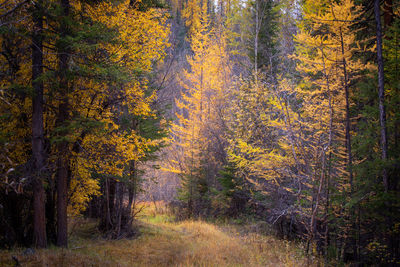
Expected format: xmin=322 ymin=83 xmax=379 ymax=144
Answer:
xmin=374 ymin=0 xmax=389 ymax=193
xmin=324 ymin=166 xmax=331 ymax=265
xmin=339 ymin=26 xmax=356 ymax=261
xmin=309 ymin=149 xmax=326 ymax=251
xmin=339 ymin=28 xmax=353 ymax=191
xmin=127 ymin=119 xmax=138 ymax=216
xmin=309 ymin=50 xmax=333 ymax=260
xmin=324 ymin=53 xmax=333 ymax=263
xmin=375 ymin=0 xmax=394 ymax=260
xmin=109 ymin=178 xmax=116 ymax=224
xmin=100 ymin=177 xmax=115 ymax=232
xmin=103 ymin=178 xmax=112 ymax=230
xmin=32 ymin=0 xmax=47 ymax=248
xmin=188 ymin=121 xmax=195 ymax=218
xmin=128 ymin=160 xmax=136 ymax=215
xmin=128 ymin=187 xmax=134 ymax=214
xmin=254 ymin=0 xmax=258 ymax=74
xmin=116 ymin=182 xmax=124 ymax=237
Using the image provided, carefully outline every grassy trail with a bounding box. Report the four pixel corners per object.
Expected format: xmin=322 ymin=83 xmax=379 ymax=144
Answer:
xmin=0 ymin=206 xmax=321 ymax=266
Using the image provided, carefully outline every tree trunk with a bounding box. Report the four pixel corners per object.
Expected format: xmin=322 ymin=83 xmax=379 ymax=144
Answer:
xmin=56 ymin=0 xmax=70 ymax=248
xmin=100 ymin=179 xmax=110 ymax=230
xmin=128 ymin=160 xmax=137 ymax=215
xmin=374 ymin=0 xmax=389 ymax=193
xmin=340 ymin=26 xmax=357 ymax=261
xmin=116 ymin=182 xmax=124 ymax=237
xmin=254 ymin=0 xmax=258 ymax=74
xmin=31 ymin=0 xmax=47 ymax=248
xmin=323 ymin=49 xmax=333 ymax=262
xmin=100 ymin=177 xmax=117 ymax=233
xmin=46 ymin=187 xmax=57 ymax=243
xmin=56 ymin=145 xmax=68 ymax=247
xmin=339 ymin=28 xmax=353 ymax=191
xmin=128 ymin=187 xmax=134 ymax=215
xmin=375 ymin=0 xmax=394 ymax=261
xmin=109 ymin=178 xmax=116 ymax=221
xmin=309 ymin=149 xmax=326 ymax=252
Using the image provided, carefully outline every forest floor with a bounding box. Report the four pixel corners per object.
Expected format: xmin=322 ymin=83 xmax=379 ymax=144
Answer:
xmin=0 ymin=203 xmax=323 ymax=267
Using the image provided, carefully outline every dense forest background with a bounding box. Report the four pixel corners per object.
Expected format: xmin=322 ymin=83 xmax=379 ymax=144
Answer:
xmin=1 ymin=0 xmax=399 ymax=265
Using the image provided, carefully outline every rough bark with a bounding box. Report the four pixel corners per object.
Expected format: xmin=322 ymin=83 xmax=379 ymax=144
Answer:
xmin=31 ymin=0 xmax=47 ymax=248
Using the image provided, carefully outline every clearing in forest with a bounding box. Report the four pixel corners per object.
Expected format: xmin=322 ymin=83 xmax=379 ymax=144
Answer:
xmin=0 ymin=204 xmax=321 ymax=267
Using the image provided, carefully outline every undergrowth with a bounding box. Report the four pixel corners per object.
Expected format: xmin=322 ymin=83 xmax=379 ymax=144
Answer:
xmin=0 ymin=202 xmax=324 ymax=266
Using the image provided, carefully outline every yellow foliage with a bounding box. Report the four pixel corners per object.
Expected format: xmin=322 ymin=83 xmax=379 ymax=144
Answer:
xmin=167 ymin=3 xmax=231 ymax=179
xmin=0 ymin=0 xmax=170 ymax=216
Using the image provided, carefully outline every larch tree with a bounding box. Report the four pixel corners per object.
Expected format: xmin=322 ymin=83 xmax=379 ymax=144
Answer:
xmin=293 ymin=0 xmax=375 ymax=259
xmin=169 ymin=0 xmax=231 ymax=217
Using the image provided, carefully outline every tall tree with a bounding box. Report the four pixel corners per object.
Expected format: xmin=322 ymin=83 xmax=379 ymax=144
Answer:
xmin=31 ymin=0 xmax=47 ymax=248
xmin=374 ymin=0 xmax=389 ymax=192
xmin=55 ymin=0 xmax=70 ymax=247
xmin=169 ymin=0 xmax=231 ymax=216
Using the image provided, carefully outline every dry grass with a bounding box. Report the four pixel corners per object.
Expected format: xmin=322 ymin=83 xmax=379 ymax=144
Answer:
xmin=0 ymin=202 xmax=322 ymax=267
